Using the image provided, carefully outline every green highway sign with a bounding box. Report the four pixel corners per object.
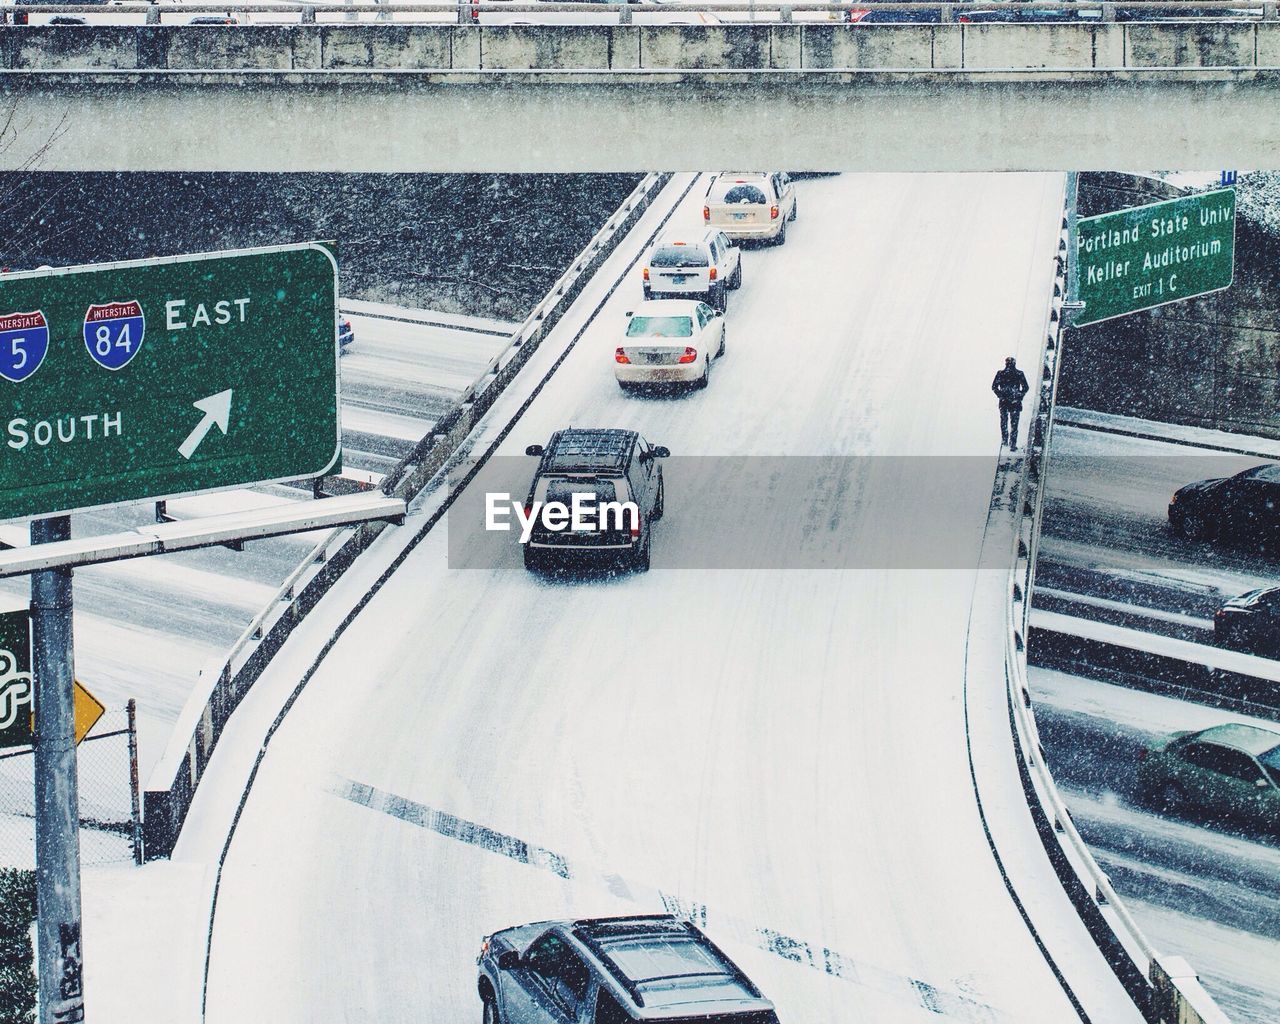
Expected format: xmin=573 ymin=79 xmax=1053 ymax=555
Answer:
xmin=0 ymin=243 xmax=340 ymax=522
xmin=1074 ymin=188 xmax=1236 ymax=327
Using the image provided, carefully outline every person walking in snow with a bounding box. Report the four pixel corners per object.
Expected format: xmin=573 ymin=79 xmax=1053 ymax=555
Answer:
xmin=992 ymin=356 xmax=1030 ymax=451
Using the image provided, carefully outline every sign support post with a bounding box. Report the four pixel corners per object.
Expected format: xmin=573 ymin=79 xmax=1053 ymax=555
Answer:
xmin=31 ymin=515 xmax=85 ymax=1024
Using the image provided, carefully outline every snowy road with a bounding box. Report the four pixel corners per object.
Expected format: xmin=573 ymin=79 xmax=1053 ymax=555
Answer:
xmin=1037 ymin=421 xmax=1280 ymax=639
xmin=1031 ymin=668 xmax=1280 ymax=1024
xmin=194 ymin=173 xmax=1145 ymax=1023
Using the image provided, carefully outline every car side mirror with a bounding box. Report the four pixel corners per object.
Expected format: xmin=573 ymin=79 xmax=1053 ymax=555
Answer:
xmin=652 ymin=446 xmax=670 ymax=459
xmin=525 ymin=445 xmax=544 ymax=457
xmin=497 ymin=950 xmax=520 ymax=970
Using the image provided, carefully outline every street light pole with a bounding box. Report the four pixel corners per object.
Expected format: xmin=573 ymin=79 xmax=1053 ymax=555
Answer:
xmin=31 ymin=514 xmax=85 ymax=1024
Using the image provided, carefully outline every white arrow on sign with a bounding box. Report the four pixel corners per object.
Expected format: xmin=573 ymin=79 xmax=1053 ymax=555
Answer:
xmin=178 ymin=389 xmax=233 ymax=461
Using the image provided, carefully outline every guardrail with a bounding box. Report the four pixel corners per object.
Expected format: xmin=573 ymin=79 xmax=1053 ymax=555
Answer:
xmin=142 ymin=171 xmax=673 ymax=858
xmin=1002 ymin=206 xmax=1230 ymax=1023
xmin=0 ymin=0 xmax=1274 ymax=18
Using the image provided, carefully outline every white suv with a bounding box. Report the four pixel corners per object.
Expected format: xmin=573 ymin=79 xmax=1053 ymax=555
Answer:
xmin=641 ymin=229 xmax=742 ymax=311
xmin=704 ymin=172 xmax=798 ymax=245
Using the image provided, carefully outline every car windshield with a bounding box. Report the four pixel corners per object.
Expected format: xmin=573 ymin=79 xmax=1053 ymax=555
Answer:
xmin=1259 ymin=745 xmax=1280 ymax=786
xmin=713 ymin=184 xmax=768 ymax=205
xmin=627 ymin=316 xmax=693 ymax=338
xmin=650 ymin=246 xmax=708 ymax=269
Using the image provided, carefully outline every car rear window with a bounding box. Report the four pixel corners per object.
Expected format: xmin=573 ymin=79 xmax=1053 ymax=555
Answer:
xmin=626 ymin=316 xmax=693 ymax=338
xmin=545 ymin=478 xmax=618 ymax=506
xmin=712 ymin=184 xmax=768 ymax=205
xmin=650 ymin=246 xmax=708 ymax=269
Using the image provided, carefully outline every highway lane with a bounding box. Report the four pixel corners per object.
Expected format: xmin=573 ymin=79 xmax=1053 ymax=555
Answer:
xmin=1037 ymin=422 xmax=1279 ymax=637
xmin=1030 ymin=668 xmax=1280 ymax=1024
xmin=201 ymin=173 xmax=1145 ymax=1023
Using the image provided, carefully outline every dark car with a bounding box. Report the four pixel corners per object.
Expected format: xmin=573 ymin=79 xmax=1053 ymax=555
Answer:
xmin=1138 ymin=723 xmax=1280 ymax=830
xmin=477 ymin=915 xmax=779 ymax=1024
xmin=338 ymin=314 xmax=355 ymax=352
xmin=522 ymin=429 xmax=667 ymax=573
xmin=1214 ymin=587 xmax=1280 ymax=657
xmin=10 ymin=0 xmax=107 ymax=24
xmin=1168 ymin=464 xmax=1280 ymax=546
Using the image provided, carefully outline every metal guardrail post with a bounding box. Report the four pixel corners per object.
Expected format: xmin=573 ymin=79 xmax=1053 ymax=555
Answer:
xmin=301 ymin=4 xmax=316 ymax=20
xmin=145 ymin=3 xmax=159 ymax=22
xmin=1101 ymin=2 xmax=1115 ymax=19
xmin=779 ymin=4 xmax=793 ymax=19
xmin=1265 ymin=1 xmax=1278 ymax=19
xmin=618 ymin=4 xmax=631 ymax=22
xmin=127 ymin=698 xmax=143 ymax=866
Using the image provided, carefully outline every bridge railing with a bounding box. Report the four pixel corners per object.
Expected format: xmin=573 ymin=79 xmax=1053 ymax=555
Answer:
xmin=0 ymin=1 xmax=1274 ymax=20
xmin=142 ymin=172 xmax=674 ymax=858
xmin=1002 ymin=203 xmax=1230 ymax=1024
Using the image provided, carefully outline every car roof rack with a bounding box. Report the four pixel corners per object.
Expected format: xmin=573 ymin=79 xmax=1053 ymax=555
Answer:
xmin=546 ymin=429 xmax=635 ymax=473
xmin=570 ymin=917 xmax=763 ymax=1008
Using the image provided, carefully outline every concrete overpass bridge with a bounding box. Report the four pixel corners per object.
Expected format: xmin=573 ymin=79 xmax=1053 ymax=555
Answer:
xmin=1 ymin=9 xmax=1279 ymax=170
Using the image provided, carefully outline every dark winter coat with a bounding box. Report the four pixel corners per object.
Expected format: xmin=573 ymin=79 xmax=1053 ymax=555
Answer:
xmin=992 ymin=367 xmax=1030 ymax=409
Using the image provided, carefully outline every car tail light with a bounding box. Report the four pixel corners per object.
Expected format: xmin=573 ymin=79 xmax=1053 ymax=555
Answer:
xmin=708 ymin=267 xmax=717 ymax=281
xmin=630 ymin=512 xmax=642 ymax=538
xmin=702 ymin=206 xmax=710 ymax=221
xmin=615 ymin=348 xmax=630 ymax=364
xmin=642 ymin=267 xmax=649 ymax=281
xmin=676 ymin=347 xmax=698 ymax=364
xmin=770 ymin=205 xmax=779 ymax=220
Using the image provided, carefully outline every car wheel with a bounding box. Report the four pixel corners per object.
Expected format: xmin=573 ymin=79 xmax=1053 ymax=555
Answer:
xmin=652 ymin=478 xmax=664 ymax=521
xmin=633 ymin=529 xmax=651 ymax=572
xmin=773 ymin=219 xmax=788 ymax=247
xmin=1159 ymin=782 xmax=1187 ymax=814
xmin=788 ymin=199 xmax=798 ymax=223
xmin=618 ymin=380 xmax=637 ymax=394
xmin=729 ymin=261 xmax=743 ymax=290
xmin=696 ymin=356 xmax=711 ymax=389
xmin=523 ymin=546 xmax=542 ymax=572
xmin=717 ymin=329 xmax=726 ymax=358
xmin=1179 ymin=511 xmax=1209 ymax=541
xmin=482 ymin=993 xmax=500 ymax=1024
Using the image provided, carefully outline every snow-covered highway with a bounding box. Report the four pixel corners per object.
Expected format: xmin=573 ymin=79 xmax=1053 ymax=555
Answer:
xmin=180 ymin=173 xmax=1148 ymax=1023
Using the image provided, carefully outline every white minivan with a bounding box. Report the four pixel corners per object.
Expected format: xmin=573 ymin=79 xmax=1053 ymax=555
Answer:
xmin=704 ymin=172 xmax=798 ymax=245
xmin=641 ymin=229 xmax=741 ymax=311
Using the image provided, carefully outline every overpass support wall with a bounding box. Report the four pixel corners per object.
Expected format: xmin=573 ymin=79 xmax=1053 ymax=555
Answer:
xmin=2 ymin=23 xmax=1280 ymax=170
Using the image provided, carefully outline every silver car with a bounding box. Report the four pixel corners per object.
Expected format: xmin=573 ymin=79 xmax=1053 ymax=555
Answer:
xmin=478 ymin=915 xmax=780 ymax=1024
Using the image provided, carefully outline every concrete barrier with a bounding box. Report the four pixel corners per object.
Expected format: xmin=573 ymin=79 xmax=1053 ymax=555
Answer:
xmin=141 ymin=172 xmax=675 ymax=858
xmin=3 ymin=20 xmax=1280 ymax=73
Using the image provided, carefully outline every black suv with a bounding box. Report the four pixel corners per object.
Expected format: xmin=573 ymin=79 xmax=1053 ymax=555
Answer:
xmin=522 ymin=429 xmax=668 ymax=573
xmin=477 ymin=915 xmax=779 ymax=1024
xmin=1168 ymin=464 xmax=1280 ymax=548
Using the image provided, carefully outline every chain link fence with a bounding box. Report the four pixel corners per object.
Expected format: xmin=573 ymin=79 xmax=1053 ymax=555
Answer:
xmin=0 ymin=701 xmax=142 ymax=871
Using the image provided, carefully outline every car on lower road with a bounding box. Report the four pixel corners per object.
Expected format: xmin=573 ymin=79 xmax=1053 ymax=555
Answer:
xmin=1214 ymin=587 xmax=1280 ymax=657
xmin=615 ymin=299 xmax=725 ymax=392
xmin=338 ymin=314 xmax=355 ymax=352
xmin=1138 ymin=723 xmax=1280 ymax=830
xmin=1168 ymin=464 xmax=1280 ymax=547
xmin=478 ymin=914 xmax=779 ymax=1024
xmin=703 ymin=172 xmax=797 ymax=246
xmin=521 ymin=428 xmax=667 ymax=572
xmin=642 ymin=230 xmax=741 ymax=311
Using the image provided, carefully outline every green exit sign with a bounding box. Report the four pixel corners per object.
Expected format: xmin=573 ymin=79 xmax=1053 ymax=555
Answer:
xmin=0 ymin=243 xmax=340 ymax=522
xmin=1074 ymin=188 xmax=1236 ymax=327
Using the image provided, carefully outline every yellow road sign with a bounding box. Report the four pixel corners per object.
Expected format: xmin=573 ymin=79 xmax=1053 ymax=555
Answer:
xmin=27 ymin=680 xmax=105 ymax=746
